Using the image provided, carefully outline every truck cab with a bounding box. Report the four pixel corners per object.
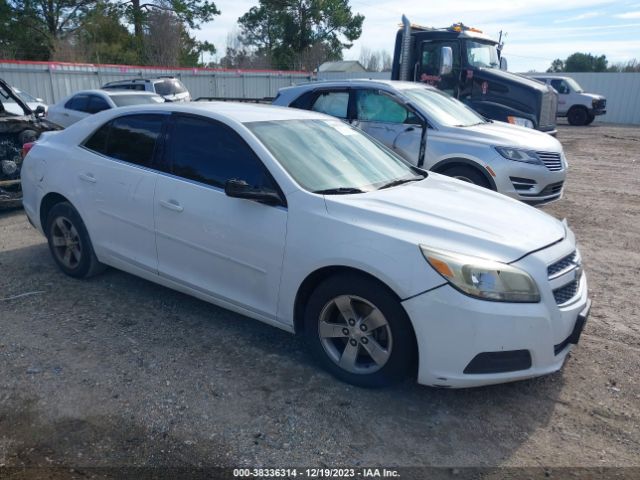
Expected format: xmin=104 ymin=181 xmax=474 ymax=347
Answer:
xmin=392 ymin=17 xmax=558 ymax=134
xmin=532 ymin=75 xmax=606 ymax=125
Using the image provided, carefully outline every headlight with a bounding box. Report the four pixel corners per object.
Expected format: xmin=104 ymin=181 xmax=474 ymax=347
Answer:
xmin=495 ymin=146 xmax=542 ymax=165
xmin=507 ymin=116 xmax=534 ymax=129
xmin=420 ymin=246 xmax=541 ymax=303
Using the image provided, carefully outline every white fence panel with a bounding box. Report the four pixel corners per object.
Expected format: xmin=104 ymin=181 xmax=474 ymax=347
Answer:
xmin=2 ymin=61 xmax=638 ymax=125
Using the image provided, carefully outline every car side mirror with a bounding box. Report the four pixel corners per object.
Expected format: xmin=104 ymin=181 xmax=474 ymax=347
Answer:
xmin=224 ymin=179 xmax=283 ymax=206
xmin=34 ymin=105 xmax=46 ymax=117
xmin=440 ymin=46 xmax=453 ymax=75
xmin=499 ymin=57 xmax=508 ymax=71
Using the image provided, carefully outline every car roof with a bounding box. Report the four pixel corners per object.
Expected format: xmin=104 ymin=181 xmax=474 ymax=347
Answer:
xmin=93 ymin=101 xmax=333 ymax=123
xmin=69 ymin=89 xmax=161 ymax=97
xmin=279 ymin=79 xmax=437 ymax=93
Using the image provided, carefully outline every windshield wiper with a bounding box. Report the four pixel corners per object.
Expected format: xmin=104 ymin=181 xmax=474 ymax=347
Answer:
xmin=378 ymin=176 xmax=423 ymax=190
xmin=313 ymin=187 xmax=366 ymax=195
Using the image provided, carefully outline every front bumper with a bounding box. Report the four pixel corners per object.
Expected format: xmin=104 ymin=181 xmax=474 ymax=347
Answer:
xmin=490 ymin=156 xmax=567 ymax=206
xmin=402 ymin=239 xmax=590 ymax=388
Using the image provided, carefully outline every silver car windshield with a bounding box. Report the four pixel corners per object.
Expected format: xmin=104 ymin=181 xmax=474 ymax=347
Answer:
xmin=246 ymin=119 xmax=423 ymax=193
xmin=401 ymin=88 xmax=486 ymax=127
xmin=111 ymin=94 xmax=164 ymax=107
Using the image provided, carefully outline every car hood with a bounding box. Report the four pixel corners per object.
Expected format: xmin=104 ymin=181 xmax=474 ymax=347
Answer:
xmin=437 ymin=121 xmax=563 ymax=152
xmin=581 ymin=92 xmax=606 ymax=101
xmin=324 ymin=174 xmax=565 ymax=263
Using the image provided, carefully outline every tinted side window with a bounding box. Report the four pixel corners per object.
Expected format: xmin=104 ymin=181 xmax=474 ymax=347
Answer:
xmin=87 ymin=95 xmax=111 ymax=114
xmin=65 ymin=94 xmax=89 ymax=112
xmin=105 ymin=114 xmax=164 ymax=166
xmin=550 ymin=79 xmax=569 ymax=94
xmin=168 ymin=115 xmax=273 ymax=189
xmin=311 ymin=91 xmax=349 ymax=118
xmin=83 ymin=123 xmax=110 ymax=154
xmin=290 ymin=90 xmax=317 ymax=110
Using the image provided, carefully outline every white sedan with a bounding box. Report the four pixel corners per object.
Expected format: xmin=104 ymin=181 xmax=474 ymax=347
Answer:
xmin=21 ymin=103 xmax=591 ymax=388
xmin=47 ymin=89 xmax=164 ymax=127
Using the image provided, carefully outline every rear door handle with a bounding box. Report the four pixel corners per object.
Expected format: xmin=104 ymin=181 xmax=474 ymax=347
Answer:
xmin=79 ymin=173 xmax=96 ymax=183
xmin=159 ymin=199 xmax=184 ymax=212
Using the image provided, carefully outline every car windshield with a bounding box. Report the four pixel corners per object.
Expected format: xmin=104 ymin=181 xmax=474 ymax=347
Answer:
xmin=154 ymin=79 xmax=187 ymax=96
xmin=110 ymin=94 xmax=164 ymax=107
xmin=15 ymin=89 xmax=39 ymax=103
xmin=246 ymin=119 xmax=424 ymax=193
xmin=564 ymin=77 xmax=584 ymax=93
xmin=401 ymin=87 xmax=486 ymax=127
xmin=0 ymin=85 xmax=28 ymax=115
xmin=466 ymin=40 xmax=500 ymax=68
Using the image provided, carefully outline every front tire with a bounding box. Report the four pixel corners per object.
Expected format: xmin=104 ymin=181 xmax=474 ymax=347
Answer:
xmin=585 ymin=113 xmax=596 ymax=125
xmin=441 ymin=165 xmax=491 ymax=189
xmin=304 ymin=274 xmax=416 ymax=387
xmin=45 ymin=202 xmax=104 ymax=278
xmin=567 ymin=106 xmax=589 ymax=126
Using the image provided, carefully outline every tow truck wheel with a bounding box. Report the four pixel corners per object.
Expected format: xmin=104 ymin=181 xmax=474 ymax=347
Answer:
xmin=567 ymin=106 xmax=589 ymax=126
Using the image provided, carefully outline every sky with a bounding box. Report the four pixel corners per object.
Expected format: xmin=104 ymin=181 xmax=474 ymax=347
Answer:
xmin=197 ymin=0 xmax=640 ymax=72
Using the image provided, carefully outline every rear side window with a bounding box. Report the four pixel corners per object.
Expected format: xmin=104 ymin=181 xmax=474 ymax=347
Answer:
xmin=86 ymin=95 xmax=111 ymax=114
xmin=311 ymin=91 xmax=349 ymax=118
xmin=83 ymin=114 xmax=165 ymax=166
xmin=167 ymin=115 xmax=273 ymax=189
xmin=65 ymin=94 xmax=90 ymax=112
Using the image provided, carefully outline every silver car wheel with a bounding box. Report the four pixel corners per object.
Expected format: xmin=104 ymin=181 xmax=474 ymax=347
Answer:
xmin=318 ymin=295 xmax=393 ymax=374
xmin=453 ymin=175 xmax=474 ymax=183
xmin=50 ymin=216 xmax=82 ymax=269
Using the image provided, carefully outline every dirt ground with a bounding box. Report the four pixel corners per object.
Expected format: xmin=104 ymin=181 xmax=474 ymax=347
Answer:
xmin=0 ymin=122 xmax=639 ymax=476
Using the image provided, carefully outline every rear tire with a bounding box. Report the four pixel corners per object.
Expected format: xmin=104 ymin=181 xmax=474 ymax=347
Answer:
xmin=45 ymin=202 xmax=105 ymax=278
xmin=304 ymin=273 xmax=416 ymax=388
xmin=441 ymin=165 xmax=491 ymax=189
xmin=567 ymin=106 xmax=589 ymax=126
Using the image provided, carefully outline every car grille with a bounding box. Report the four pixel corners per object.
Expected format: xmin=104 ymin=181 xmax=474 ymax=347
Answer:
xmin=539 ymin=181 xmax=564 ymax=196
xmin=548 ymin=250 xmax=582 ymax=305
xmin=548 ymin=251 xmax=578 ymax=277
xmin=594 ymin=98 xmax=606 ymax=109
xmin=539 ymin=91 xmax=558 ymax=130
xmin=553 ymin=280 xmax=580 ymax=305
xmin=537 ymin=151 xmax=563 ymax=171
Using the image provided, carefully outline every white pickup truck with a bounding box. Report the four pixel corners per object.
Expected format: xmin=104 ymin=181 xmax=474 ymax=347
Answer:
xmin=532 ymin=75 xmax=606 ymax=126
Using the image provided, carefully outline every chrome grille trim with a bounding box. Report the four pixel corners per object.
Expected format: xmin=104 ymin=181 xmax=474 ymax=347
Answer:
xmin=537 ymin=151 xmax=563 ymax=171
xmin=548 ymin=250 xmax=582 ymax=305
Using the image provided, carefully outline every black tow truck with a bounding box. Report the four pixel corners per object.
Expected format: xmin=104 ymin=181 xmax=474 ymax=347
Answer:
xmin=0 ymin=78 xmax=60 ymax=207
xmin=392 ymin=16 xmax=558 ymax=134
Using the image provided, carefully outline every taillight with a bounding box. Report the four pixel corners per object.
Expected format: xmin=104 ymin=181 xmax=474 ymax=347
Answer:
xmin=22 ymin=142 xmax=35 ymax=159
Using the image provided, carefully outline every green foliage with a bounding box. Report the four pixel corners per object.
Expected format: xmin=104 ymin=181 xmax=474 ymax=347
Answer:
xmin=80 ymin=2 xmax=138 ymax=64
xmin=547 ymin=52 xmax=608 ymax=72
xmin=238 ymin=0 xmax=364 ymax=70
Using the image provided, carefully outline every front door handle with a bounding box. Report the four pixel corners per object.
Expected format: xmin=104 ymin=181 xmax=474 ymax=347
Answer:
xmin=159 ymin=199 xmax=184 ymax=212
xmin=79 ymin=173 xmax=96 ymax=183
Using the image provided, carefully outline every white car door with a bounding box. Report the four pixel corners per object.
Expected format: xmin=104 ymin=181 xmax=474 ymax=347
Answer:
xmin=154 ymin=114 xmax=287 ymax=320
xmin=74 ymin=113 xmax=166 ymax=274
xmin=352 ymin=89 xmax=423 ymax=166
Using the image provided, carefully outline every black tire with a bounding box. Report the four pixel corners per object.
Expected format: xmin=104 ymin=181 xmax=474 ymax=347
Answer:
xmin=567 ymin=106 xmax=589 ymax=126
xmin=18 ymin=129 xmax=38 ymax=145
xmin=585 ymin=113 xmax=596 ymax=125
xmin=441 ymin=165 xmax=491 ymax=189
xmin=304 ymin=273 xmax=417 ymax=388
xmin=45 ymin=202 xmax=105 ymax=278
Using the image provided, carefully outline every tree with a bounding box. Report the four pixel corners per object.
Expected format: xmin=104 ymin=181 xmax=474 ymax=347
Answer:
xmin=547 ymin=58 xmax=564 ymax=73
xmin=114 ymin=0 xmax=220 ymax=48
xmin=238 ymin=0 xmax=364 ymax=70
xmin=79 ymin=1 xmax=138 ymax=64
xmin=359 ymin=47 xmax=392 ymax=72
xmin=547 ymin=52 xmax=608 ymax=72
xmin=608 ymin=59 xmax=640 ymax=72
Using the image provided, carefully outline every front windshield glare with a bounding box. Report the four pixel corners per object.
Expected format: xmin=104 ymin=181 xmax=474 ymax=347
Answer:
xmin=246 ymin=119 xmax=420 ymax=193
xmin=402 ymin=88 xmax=485 ymax=127
xmin=466 ymin=41 xmax=500 ymax=68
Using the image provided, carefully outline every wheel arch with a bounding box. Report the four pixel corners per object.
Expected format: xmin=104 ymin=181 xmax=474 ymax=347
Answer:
xmin=431 ymin=157 xmax=497 ymax=191
xmin=39 ymin=192 xmax=72 ymax=231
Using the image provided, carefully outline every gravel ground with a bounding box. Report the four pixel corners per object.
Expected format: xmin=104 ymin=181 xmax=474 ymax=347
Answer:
xmin=1 ymin=123 xmax=639 ymax=475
